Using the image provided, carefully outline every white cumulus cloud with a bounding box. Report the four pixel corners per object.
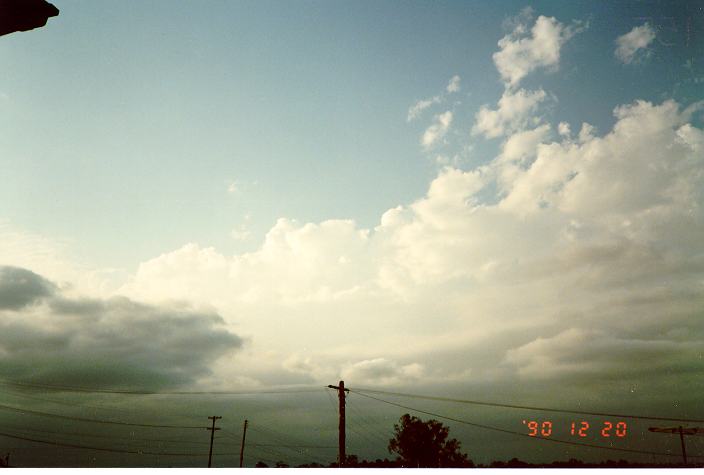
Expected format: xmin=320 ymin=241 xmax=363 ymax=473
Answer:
xmin=615 ymin=23 xmax=656 ymax=64
xmin=493 ymin=14 xmax=584 ymax=88
xmin=5 ymin=95 xmax=700 ymax=400
xmin=473 ymin=88 xmax=547 ymax=138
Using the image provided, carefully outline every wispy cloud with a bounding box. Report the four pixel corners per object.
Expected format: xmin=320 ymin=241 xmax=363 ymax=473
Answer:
xmin=615 ymin=23 xmax=655 ymax=64
xmin=407 ymin=75 xmax=461 ymax=122
xmin=421 ymin=111 xmax=453 ymax=149
xmin=446 ymin=75 xmax=461 ymax=93
xmin=407 ymin=95 xmax=441 ymax=122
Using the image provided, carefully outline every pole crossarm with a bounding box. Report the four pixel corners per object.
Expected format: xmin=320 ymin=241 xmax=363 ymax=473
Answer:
xmin=649 ymin=427 xmax=703 ymax=435
xmin=327 ymin=384 xmax=350 ymax=392
xmin=648 ymin=426 xmax=704 ymax=465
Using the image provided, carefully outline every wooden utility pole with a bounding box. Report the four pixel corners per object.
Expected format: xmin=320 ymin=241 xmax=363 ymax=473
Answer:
xmin=239 ymin=419 xmax=248 ymax=468
xmin=327 ymin=380 xmax=349 ymax=467
xmin=207 ymin=416 xmax=222 ymax=468
xmin=648 ymin=426 xmax=703 ymax=465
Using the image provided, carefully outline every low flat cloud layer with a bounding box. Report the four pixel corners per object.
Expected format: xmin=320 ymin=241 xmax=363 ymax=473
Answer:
xmin=0 ymin=265 xmax=243 ymax=390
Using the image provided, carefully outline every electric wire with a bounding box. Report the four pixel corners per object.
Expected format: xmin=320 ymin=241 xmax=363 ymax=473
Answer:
xmin=219 ymin=429 xmax=335 ymax=449
xmin=223 ymin=426 xmax=329 ymax=466
xmin=0 ymin=430 xmax=235 ymax=457
xmin=350 ymin=387 xmax=704 ymax=424
xmin=346 ymin=396 xmax=392 ymax=447
xmin=324 ymin=386 xmax=338 ymax=413
xmin=328 ymin=386 xmax=386 ymax=455
xmin=246 ymin=440 xmax=314 ymax=466
xmin=249 ymin=443 xmax=336 ymax=449
xmin=0 ymin=422 xmax=211 ymax=447
xmin=0 ymin=378 xmax=321 ymax=396
xmin=248 ymin=422 xmax=322 ymax=449
xmin=349 ymin=389 xmax=703 ymax=459
xmin=0 ymin=387 xmax=204 ymax=423
xmin=0 ymin=387 xmax=138 ymax=416
xmin=246 ymin=444 xmax=294 ymax=466
xmin=0 ymin=402 xmax=205 ymax=429
xmin=345 ymin=405 xmax=389 ymax=449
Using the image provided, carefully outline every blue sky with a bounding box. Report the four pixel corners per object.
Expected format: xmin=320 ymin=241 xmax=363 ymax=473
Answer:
xmin=1 ymin=0 xmax=701 ymax=268
xmin=1 ymin=0 xmax=704 ymax=466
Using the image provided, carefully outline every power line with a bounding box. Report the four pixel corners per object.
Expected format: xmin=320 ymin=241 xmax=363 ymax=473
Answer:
xmin=0 ymin=387 xmax=138 ymax=416
xmin=0 ymin=403 xmax=205 ymax=429
xmin=0 ymin=422 xmax=211 ymax=447
xmin=346 ymin=396 xmax=393 ymax=447
xmin=219 ymin=431 xmax=336 ymax=450
xmin=244 ymin=425 xmax=330 ymax=465
xmin=246 ymin=444 xmax=295 ymax=465
xmin=0 ymin=430 xmax=225 ymax=457
xmin=0 ymin=379 xmax=321 ymax=396
xmin=346 ymin=421 xmax=381 ymax=453
xmin=350 ymin=387 xmax=704 ymax=424
xmin=245 ymin=440 xmax=323 ymax=466
xmin=349 ymin=389 xmax=704 ymax=459
xmin=0 ymin=387 xmax=204 ymax=423
xmin=345 ymin=404 xmax=390 ymax=449
xmin=249 ymin=444 xmax=336 ymax=449
xmin=247 ymin=422 xmax=320 ymax=449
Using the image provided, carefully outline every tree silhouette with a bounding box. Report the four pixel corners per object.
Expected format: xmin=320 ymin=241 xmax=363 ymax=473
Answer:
xmin=388 ymin=413 xmax=474 ymax=468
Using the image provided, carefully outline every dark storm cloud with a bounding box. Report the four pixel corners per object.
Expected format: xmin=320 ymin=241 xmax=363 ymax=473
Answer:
xmin=0 ymin=265 xmax=56 ymax=310
xmin=0 ymin=267 xmax=243 ymax=390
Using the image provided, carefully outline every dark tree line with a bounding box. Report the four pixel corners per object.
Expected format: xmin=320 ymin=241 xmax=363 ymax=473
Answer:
xmin=256 ymin=413 xmax=473 ymax=468
xmin=253 ymin=413 xmax=701 ymax=468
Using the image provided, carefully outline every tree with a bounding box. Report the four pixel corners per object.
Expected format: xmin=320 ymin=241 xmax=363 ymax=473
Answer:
xmin=388 ymin=413 xmax=474 ymax=468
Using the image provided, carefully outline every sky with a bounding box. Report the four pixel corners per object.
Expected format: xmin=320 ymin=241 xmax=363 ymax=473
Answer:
xmin=1 ymin=0 xmax=704 ymax=468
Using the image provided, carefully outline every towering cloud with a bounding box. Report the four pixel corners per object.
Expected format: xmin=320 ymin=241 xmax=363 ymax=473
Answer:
xmin=117 ymin=97 xmax=704 ymax=391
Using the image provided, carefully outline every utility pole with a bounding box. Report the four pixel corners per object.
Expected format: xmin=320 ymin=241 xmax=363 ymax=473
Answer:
xmin=327 ymin=380 xmax=349 ymax=467
xmin=207 ymin=416 xmax=222 ymax=468
xmin=239 ymin=419 xmax=248 ymax=468
xmin=648 ymin=426 xmax=703 ymax=465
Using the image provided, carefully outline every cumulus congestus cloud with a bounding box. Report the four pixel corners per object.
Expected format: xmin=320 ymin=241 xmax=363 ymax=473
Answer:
xmin=117 ymin=97 xmax=704 ymax=395
xmin=0 ymin=265 xmax=243 ymax=390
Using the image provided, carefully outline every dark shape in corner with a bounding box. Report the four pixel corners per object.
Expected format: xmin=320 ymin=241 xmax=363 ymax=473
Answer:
xmin=0 ymin=0 xmax=59 ymax=37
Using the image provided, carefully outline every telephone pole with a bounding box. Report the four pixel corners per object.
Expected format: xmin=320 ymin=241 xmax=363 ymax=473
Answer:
xmin=327 ymin=380 xmax=349 ymax=467
xmin=207 ymin=416 xmax=222 ymax=468
xmin=239 ymin=419 xmax=249 ymax=468
xmin=648 ymin=426 xmax=703 ymax=465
